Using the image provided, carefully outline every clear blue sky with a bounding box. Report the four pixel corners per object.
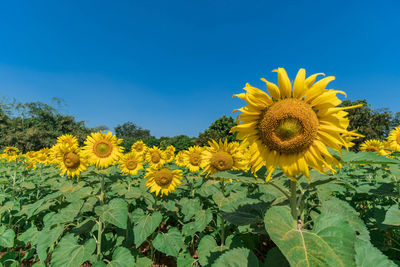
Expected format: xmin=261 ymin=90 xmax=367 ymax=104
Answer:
xmin=1 ymin=0 xmax=399 ymax=137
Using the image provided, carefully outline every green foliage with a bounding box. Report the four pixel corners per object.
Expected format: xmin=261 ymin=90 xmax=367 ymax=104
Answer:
xmin=340 ymin=99 xmax=400 ymax=150
xmin=195 ymin=115 xmax=237 ymax=146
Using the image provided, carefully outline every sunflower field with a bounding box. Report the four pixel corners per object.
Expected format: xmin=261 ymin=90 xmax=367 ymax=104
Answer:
xmin=1 ymin=68 xmax=400 ymax=267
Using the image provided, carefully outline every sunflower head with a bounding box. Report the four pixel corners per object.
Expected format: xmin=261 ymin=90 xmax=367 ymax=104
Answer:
xmin=54 ymin=144 xmax=88 ymax=178
xmin=57 ymin=134 xmax=79 ymax=147
xmin=145 ymin=147 xmax=166 ymax=168
xmin=359 ymin=139 xmax=388 ymax=155
xmin=82 ymin=131 xmax=124 ymax=168
xmin=119 ymin=151 xmax=144 ymax=175
xmin=175 ymin=151 xmax=186 ymax=167
xmin=131 ymin=140 xmax=147 ymax=155
xmin=201 ymin=139 xmax=247 ymax=176
xmin=387 ymin=126 xmax=400 ymax=152
xmin=3 ymin=147 xmax=20 ymax=156
xmin=183 ymin=146 xmax=204 ymax=172
xmin=145 ymin=167 xmax=182 ymax=196
xmin=232 ymin=68 xmax=362 ymax=181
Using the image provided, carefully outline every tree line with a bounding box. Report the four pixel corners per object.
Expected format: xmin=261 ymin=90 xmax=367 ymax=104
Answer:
xmin=0 ymin=96 xmax=398 ymax=153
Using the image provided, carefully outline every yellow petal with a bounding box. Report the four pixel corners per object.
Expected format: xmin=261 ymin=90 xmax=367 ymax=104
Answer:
xmin=293 ymin=68 xmax=306 ymax=99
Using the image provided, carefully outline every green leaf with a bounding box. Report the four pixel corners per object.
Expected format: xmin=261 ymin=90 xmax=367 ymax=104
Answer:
xmin=17 ymin=226 xmax=40 ymax=246
xmin=265 ymin=206 xmax=356 ymax=267
xmin=95 ymin=198 xmax=128 ymax=229
xmin=177 ymin=249 xmax=196 ymax=267
xmin=265 ymin=247 xmax=289 ymax=267
xmin=197 ymin=235 xmax=224 ymax=266
xmin=133 ymin=211 xmax=162 ymax=247
xmin=107 ymin=247 xmax=135 ymax=267
xmin=51 ymin=234 xmax=96 ymax=267
xmin=354 ymin=238 xmax=397 ymax=267
xmin=321 ymin=198 xmax=370 ymax=241
xmin=136 ymin=256 xmax=153 ymax=267
xmin=0 ymin=226 xmax=15 ymax=247
xmin=383 ymin=205 xmax=400 ymax=226
xmin=212 ymin=247 xmax=260 ymax=267
xmin=221 ymin=202 xmax=268 ymax=226
xmin=182 ymin=209 xmax=212 ymax=237
xmin=36 ymin=225 xmax=64 ymax=262
xmin=153 ymin=228 xmax=184 ymax=257
xmin=341 ymin=150 xmax=400 ymax=164
xmin=178 ymin=198 xmax=202 ymax=221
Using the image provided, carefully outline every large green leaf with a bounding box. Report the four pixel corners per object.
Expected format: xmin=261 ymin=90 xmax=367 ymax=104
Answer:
xmin=107 ymin=247 xmax=135 ymax=267
xmin=47 ymin=200 xmax=84 ymax=227
xmin=17 ymin=226 xmax=40 ymax=246
xmin=95 ymin=198 xmax=128 ymax=229
xmin=265 ymin=206 xmax=356 ymax=267
xmin=212 ymin=247 xmax=260 ymax=267
xmin=383 ymin=204 xmax=400 ymax=226
xmin=321 ymin=198 xmax=370 ymax=241
xmin=133 ymin=211 xmax=162 ymax=247
xmin=51 ymin=234 xmax=96 ymax=267
xmin=178 ymin=198 xmax=202 ymax=221
xmin=36 ymin=225 xmax=64 ymax=262
xmin=0 ymin=226 xmax=15 ymax=247
xmin=341 ymin=150 xmax=400 ymax=164
xmin=182 ymin=208 xmax=212 ymax=237
xmin=197 ymin=235 xmax=221 ymax=266
xmin=153 ymin=227 xmax=184 ymax=257
xmin=354 ymin=239 xmax=397 ymax=267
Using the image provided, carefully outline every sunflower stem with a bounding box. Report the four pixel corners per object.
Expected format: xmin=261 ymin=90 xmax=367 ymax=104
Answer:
xmin=290 ymin=180 xmax=298 ymax=220
xmin=96 ymin=174 xmax=105 ymax=261
xmin=220 ymin=180 xmax=226 ymax=246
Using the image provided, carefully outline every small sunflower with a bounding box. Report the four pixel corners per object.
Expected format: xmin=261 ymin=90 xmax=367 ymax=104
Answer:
xmin=82 ymin=131 xmax=124 ymax=168
xmin=145 ymin=146 xmax=166 ymax=168
xmin=3 ymin=147 xmax=20 ymax=156
xmin=175 ymin=151 xmax=186 ymax=167
xmin=57 ymin=134 xmax=79 ymax=147
xmin=163 ymin=147 xmax=175 ymax=163
xmin=145 ymin=167 xmax=182 ymax=196
xmin=359 ymin=139 xmax=388 ymax=155
xmin=131 ymin=140 xmax=147 ymax=156
xmin=34 ymin=148 xmax=52 ymax=165
xmin=387 ymin=126 xmax=400 ymax=152
xmin=55 ymin=144 xmax=88 ymax=178
xmin=201 ymin=139 xmax=247 ymax=176
xmin=183 ymin=146 xmax=204 ymax=172
xmin=119 ymin=151 xmax=144 ymax=176
xmin=232 ymin=68 xmax=363 ymax=181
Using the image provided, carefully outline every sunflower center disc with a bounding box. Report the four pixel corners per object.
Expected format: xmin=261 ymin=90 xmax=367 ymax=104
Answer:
xmin=155 ymin=170 xmax=173 ymax=186
xmin=151 ymin=152 xmax=161 ymax=163
xmin=366 ymin=147 xmax=379 ymax=152
xmin=211 ymin=152 xmax=233 ymax=171
xmin=190 ymin=153 xmax=201 ymax=166
xmin=259 ymin=99 xmax=319 ymax=154
xmin=63 ymin=152 xmax=80 ymax=168
xmin=136 ymin=146 xmax=143 ymax=151
xmin=94 ymin=141 xmax=113 ymax=158
xmin=125 ymin=159 xmax=137 ymax=170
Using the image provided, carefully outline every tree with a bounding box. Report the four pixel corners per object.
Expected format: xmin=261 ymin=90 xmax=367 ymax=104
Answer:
xmin=114 ymin=122 xmax=150 ymax=140
xmin=195 ymin=115 xmax=237 ymax=146
xmin=340 ymin=99 xmax=396 ymax=149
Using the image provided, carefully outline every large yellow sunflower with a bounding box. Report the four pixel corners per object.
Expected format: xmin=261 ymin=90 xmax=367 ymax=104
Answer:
xmin=82 ymin=131 xmax=124 ymax=168
xmin=131 ymin=140 xmax=147 ymax=157
xmin=145 ymin=146 xmax=166 ymax=168
xmin=54 ymin=144 xmax=89 ymax=178
xmin=57 ymin=134 xmax=79 ymax=147
xmin=387 ymin=126 xmax=400 ymax=152
xmin=359 ymin=139 xmax=388 ymax=155
xmin=145 ymin=167 xmax=182 ymax=196
xmin=232 ymin=68 xmax=362 ymax=181
xmin=201 ymin=139 xmax=247 ymax=176
xmin=119 ymin=151 xmax=144 ymax=176
xmin=163 ymin=146 xmax=175 ymax=163
xmin=183 ymin=146 xmax=204 ymax=172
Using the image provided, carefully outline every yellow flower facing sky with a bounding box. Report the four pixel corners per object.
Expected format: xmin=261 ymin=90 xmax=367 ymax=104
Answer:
xmin=119 ymin=151 xmax=144 ymax=176
xmin=387 ymin=126 xmax=400 ymax=152
xmin=145 ymin=167 xmax=182 ymax=196
xmin=82 ymin=131 xmax=124 ymax=168
xmin=131 ymin=140 xmax=147 ymax=156
xmin=232 ymin=68 xmax=362 ymax=181
xmin=145 ymin=146 xmax=166 ymax=168
xmin=54 ymin=143 xmax=88 ymax=178
xmin=360 ymin=139 xmax=389 ymax=156
xmin=183 ymin=146 xmax=203 ymax=172
xmin=201 ymin=139 xmax=246 ymax=176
